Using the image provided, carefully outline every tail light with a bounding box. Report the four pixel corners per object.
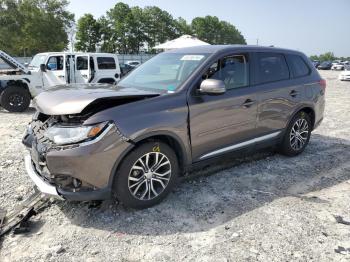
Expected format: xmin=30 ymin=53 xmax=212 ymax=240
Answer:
xmin=319 ymin=79 xmax=326 ymax=90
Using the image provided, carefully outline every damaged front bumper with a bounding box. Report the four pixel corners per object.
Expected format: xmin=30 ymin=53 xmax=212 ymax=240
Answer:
xmin=25 ymin=151 xmax=113 ymax=201
xmin=24 ymin=155 xmax=61 ymax=198
xmin=23 ymin=119 xmax=134 ymax=201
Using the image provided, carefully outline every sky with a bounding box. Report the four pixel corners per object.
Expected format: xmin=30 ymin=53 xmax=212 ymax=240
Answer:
xmin=68 ymin=0 xmax=350 ymax=57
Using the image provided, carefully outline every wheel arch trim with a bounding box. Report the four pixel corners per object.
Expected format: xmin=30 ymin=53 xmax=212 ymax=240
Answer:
xmin=287 ymin=105 xmax=316 ymax=130
xmin=108 ymin=130 xmax=191 ymax=188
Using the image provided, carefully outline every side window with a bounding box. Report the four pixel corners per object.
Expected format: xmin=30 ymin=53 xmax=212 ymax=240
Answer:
xmin=256 ymin=53 xmax=289 ymax=84
xmin=76 ymin=56 xmax=88 ymax=70
xmin=287 ymin=54 xmax=311 ymax=78
xmin=97 ymin=57 xmax=116 ymax=70
xmin=204 ymin=54 xmax=249 ymax=89
xmin=47 ymin=56 xmax=64 ymax=71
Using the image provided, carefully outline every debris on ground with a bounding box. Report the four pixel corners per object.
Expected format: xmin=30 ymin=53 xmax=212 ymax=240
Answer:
xmin=334 ymin=246 xmax=350 ymax=255
xmin=0 ymin=190 xmax=49 ymax=238
xmin=333 ymin=215 xmax=350 ymax=226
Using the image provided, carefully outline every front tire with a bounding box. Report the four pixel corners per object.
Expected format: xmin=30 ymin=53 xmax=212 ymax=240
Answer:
xmin=279 ymin=111 xmax=311 ymax=156
xmin=0 ymin=86 xmax=31 ymax=112
xmin=113 ymin=141 xmax=179 ymax=209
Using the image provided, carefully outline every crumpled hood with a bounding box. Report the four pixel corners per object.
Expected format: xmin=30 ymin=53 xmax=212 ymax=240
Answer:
xmin=34 ymin=83 xmax=161 ymax=115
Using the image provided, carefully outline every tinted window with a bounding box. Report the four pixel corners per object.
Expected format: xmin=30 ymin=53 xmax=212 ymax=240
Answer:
xmin=47 ymin=56 xmax=64 ymax=71
xmin=288 ymin=55 xmax=310 ymax=78
xmin=257 ymin=53 xmax=289 ymax=84
xmin=97 ymin=57 xmax=116 ymax=70
xmin=205 ymin=55 xmax=249 ymax=89
xmin=76 ymin=56 xmax=88 ymax=70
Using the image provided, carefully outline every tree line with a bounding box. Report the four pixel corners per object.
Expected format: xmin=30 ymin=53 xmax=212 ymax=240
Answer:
xmin=0 ymin=0 xmax=74 ymax=56
xmin=0 ymin=0 xmax=246 ymax=56
xmin=74 ymin=2 xmax=247 ymax=53
xmin=310 ymin=52 xmax=350 ymax=62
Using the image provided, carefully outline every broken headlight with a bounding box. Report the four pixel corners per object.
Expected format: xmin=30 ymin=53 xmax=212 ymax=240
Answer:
xmin=44 ymin=122 xmax=109 ymax=145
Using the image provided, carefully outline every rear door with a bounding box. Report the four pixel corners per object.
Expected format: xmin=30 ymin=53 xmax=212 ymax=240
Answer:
xmin=43 ymin=55 xmax=66 ymax=88
xmin=253 ymin=52 xmax=305 ymax=135
xmin=94 ymin=56 xmax=120 ymax=84
xmin=188 ymin=53 xmax=259 ymax=161
xmin=75 ymin=55 xmax=90 ymax=83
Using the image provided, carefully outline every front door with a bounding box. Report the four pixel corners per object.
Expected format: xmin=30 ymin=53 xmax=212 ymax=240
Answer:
xmin=42 ymin=55 xmax=66 ymax=88
xmin=188 ymin=53 xmax=258 ymax=161
xmin=75 ymin=55 xmax=91 ymax=83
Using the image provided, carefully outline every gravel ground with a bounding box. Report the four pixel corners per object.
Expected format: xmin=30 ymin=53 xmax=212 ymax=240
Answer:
xmin=0 ymin=70 xmax=350 ymax=262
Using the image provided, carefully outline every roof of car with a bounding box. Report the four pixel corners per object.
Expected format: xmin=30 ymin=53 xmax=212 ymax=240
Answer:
xmin=166 ymin=45 xmax=304 ymax=55
xmin=35 ymin=52 xmax=117 ymax=56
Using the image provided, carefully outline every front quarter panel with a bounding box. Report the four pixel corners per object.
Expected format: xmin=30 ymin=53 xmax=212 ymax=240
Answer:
xmin=84 ymin=92 xmax=192 ymax=165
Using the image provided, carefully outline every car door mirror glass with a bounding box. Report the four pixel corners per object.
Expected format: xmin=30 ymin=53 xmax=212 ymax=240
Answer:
xmin=40 ymin=63 xmax=46 ymax=72
xmin=199 ymin=79 xmax=226 ymax=95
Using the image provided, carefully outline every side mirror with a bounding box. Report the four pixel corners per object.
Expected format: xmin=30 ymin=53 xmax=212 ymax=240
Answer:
xmin=199 ymin=79 xmax=226 ymax=95
xmin=40 ymin=64 xmax=46 ymax=72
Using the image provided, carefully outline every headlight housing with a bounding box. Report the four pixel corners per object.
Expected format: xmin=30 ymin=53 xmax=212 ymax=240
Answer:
xmin=44 ymin=122 xmax=110 ymax=145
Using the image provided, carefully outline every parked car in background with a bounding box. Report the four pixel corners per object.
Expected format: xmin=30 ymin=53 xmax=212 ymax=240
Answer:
xmin=119 ymin=63 xmax=134 ymax=77
xmin=23 ymin=45 xmax=325 ymax=208
xmin=317 ymin=61 xmax=332 ymax=70
xmin=125 ymin=60 xmax=141 ymax=68
xmin=0 ymin=51 xmax=121 ymax=112
xmin=332 ymin=62 xmax=345 ymax=70
xmin=312 ymin=60 xmax=320 ymax=68
xmin=339 ymin=66 xmax=350 ymax=80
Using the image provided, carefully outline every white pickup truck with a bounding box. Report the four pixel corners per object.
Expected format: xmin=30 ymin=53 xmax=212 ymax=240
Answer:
xmin=0 ymin=51 xmax=121 ymax=112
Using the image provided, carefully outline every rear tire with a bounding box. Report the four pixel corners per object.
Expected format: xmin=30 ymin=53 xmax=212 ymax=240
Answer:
xmin=0 ymin=86 xmax=31 ymax=112
xmin=113 ymin=141 xmax=179 ymax=209
xmin=279 ymin=111 xmax=312 ymax=156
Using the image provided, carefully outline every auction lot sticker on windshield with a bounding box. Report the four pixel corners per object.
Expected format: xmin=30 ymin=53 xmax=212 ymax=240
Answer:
xmin=180 ymin=55 xmax=204 ymax=61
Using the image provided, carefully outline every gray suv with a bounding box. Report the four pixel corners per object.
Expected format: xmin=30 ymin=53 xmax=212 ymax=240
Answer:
xmin=23 ymin=45 xmax=325 ymax=208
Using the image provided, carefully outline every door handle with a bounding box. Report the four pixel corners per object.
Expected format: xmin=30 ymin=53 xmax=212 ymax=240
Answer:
xmin=58 ymin=75 xmax=65 ymax=78
xmin=290 ymin=90 xmax=298 ymax=97
xmin=242 ymin=99 xmax=255 ymax=108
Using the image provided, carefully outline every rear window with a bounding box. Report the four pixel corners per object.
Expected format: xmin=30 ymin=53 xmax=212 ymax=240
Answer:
xmin=287 ymin=54 xmax=310 ymax=78
xmin=97 ymin=57 xmax=116 ymax=70
xmin=256 ymin=53 xmax=289 ymax=84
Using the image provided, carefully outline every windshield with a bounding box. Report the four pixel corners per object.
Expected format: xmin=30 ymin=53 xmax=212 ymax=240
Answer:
xmin=29 ymin=54 xmax=47 ymax=68
xmin=119 ymin=53 xmax=209 ymax=91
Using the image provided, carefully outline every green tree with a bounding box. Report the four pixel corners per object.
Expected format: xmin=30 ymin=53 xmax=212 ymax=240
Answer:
xmin=175 ymin=17 xmax=193 ymax=36
xmin=106 ymin=2 xmax=131 ymax=53
xmin=142 ymin=6 xmax=178 ymax=51
xmin=75 ymin=14 xmax=100 ymax=52
xmin=0 ymin=0 xmax=74 ymax=56
xmin=191 ymin=16 xmax=246 ymax=45
xmin=81 ymin=2 xmax=247 ymax=54
xmin=128 ymin=7 xmax=147 ymax=53
xmin=99 ymin=16 xmax=115 ymax=53
xmin=218 ymin=21 xmax=246 ymax=44
xmin=319 ymin=52 xmax=335 ymax=62
xmin=309 ymin=55 xmax=319 ymax=61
